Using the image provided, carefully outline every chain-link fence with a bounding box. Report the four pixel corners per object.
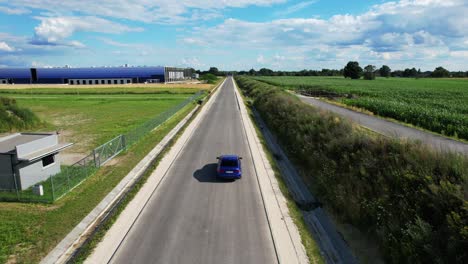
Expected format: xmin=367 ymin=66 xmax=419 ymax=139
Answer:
xmin=0 ymin=91 xmax=203 ymax=203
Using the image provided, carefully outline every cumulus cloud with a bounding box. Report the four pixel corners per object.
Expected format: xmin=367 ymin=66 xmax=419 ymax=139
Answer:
xmin=30 ymin=16 xmax=143 ymax=47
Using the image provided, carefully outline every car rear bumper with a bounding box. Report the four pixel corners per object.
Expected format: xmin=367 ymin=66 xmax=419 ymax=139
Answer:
xmin=217 ymin=173 xmax=242 ymax=179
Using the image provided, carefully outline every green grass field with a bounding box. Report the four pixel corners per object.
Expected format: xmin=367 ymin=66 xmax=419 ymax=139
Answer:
xmin=0 ymin=86 xmax=205 ymax=95
xmin=253 ymin=76 xmax=468 ymax=140
xmin=1 ymin=90 xmax=194 ymax=153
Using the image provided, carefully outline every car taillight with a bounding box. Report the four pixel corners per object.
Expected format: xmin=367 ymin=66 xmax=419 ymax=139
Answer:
xmin=233 ymin=170 xmax=239 ymax=173
xmin=218 ymin=169 xmax=224 ymax=173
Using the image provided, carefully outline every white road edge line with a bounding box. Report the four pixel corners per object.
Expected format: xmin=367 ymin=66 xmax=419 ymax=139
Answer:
xmin=232 ymin=78 xmax=309 ymax=264
xmin=84 ymin=78 xmax=226 ymax=264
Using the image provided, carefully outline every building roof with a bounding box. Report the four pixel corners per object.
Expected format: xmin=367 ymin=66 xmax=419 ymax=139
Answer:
xmin=36 ymin=66 xmax=165 ymax=79
xmin=0 ymin=133 xmax=48 ymax=154
xmin=0 ymin=68 xmax=32 ymax=79
xmin=19 ymin=143 xmax=73 ymax=162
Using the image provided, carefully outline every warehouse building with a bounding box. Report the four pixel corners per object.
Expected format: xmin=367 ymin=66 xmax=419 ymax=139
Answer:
xmin=0 ymin=66 xmax=193 ymax=84
xmin=0 ymin=132 xmax=73 ymax=191
xmin=0 ymin=68 xmax=32 ymax=84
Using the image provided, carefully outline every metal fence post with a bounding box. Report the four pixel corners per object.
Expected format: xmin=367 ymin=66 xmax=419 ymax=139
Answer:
xmin=122 ymin=134 xmax=127 ymax=150
xmin=93 ymin=148 xmax=99 ymax=168
xmin=50 ymin=174 xmax=55 ymax=201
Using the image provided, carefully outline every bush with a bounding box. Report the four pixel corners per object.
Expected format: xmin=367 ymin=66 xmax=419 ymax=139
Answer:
xmin=0 ymin=96 xmax=41 ymax=132
xmin=199 ymin=73 xmax=218 ymax=84
xmin=235 ymin=76 xmax=468 ymax=264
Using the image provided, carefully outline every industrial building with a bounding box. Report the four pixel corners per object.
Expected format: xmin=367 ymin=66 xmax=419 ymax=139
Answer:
xmin=0 ymin=133 xmax=73 ymax=191
xmin=0 ymin=66 xmax=193 ymax=85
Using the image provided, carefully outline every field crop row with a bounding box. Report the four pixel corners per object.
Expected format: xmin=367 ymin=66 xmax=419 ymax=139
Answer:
xmin=253 ymin=76 xmax=468 ymax=140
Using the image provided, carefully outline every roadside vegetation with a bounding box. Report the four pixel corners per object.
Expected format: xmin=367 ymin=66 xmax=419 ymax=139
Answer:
xmin=235 ymin=76 xmax=467 ymax=264
xmin=238 ymin=87 xmax=324 ymax=264
xmin=0 ymin=97 xmax=41 ymax=132
xmin=253 ymin=76 xmax=468 ymax=140
xmin=198 ymin=73 xmax=219 ymax=84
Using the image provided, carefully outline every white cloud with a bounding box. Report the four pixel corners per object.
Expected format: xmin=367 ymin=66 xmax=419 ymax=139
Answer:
xmin=31 ymin=60 xmax=54 ymax=68
xmin=181 ymin=57 xmax=204 ymax=67
xmin=5 ymin=0 xmax=286 ymax=24
xmin=257 ymin=54 xmax=266 ymax=64
xmin=0 ymin=6 xmax=30 ymax=15
xmin=30 ymin=16 xmax=143 ymax=46
xmin=182 ymin=0 xmax=468 ymax=70
xmin=274 ymin=1 xmax=317 ymax=17
xmin=98 ymin=37 xmax=143 ymax=48
xmin=0 ymin=42 xmax=15 ymax=52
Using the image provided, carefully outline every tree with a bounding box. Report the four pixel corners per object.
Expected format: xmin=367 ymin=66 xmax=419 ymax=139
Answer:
xmin=403 ymin=67 xmax=418 ymax=78
xmin=248 ymin=68 xmax=257 ymax=75
xmin=258 ymin=68 xmax=274 ymax=76
xmin=379 ymin=65 xmax=391 ymax=77
xmin=343 ymin=61 xmax=362 ymax=79
xmin=431 ymin=66 xmax=450 ymax=78
xmin=208 ymin=67 xmax=219 ymax=76
xmin=363 ymin=65 xmax=376 ymax=80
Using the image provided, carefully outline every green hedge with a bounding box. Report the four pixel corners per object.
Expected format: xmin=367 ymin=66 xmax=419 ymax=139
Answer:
xmin=0 ymin=97 xmax=41 ymax=132
xmin=235 ymin=76 xmax=467 ymax=264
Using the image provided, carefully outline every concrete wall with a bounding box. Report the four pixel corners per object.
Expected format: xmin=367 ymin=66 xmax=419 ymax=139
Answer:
xmin=16 ymin=134 xmax=57 ymax=159
xmin=0 ymin=155 xmax=15 ymax=190
xmin=17 ymin=153 xmax=61 ymax=190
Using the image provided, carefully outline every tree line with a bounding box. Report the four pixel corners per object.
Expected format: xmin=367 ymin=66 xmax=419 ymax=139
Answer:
xmin=342 ymin=62 xmax=462 ymax=80
xmin=197 ymin=65 xmax=467 ymax=79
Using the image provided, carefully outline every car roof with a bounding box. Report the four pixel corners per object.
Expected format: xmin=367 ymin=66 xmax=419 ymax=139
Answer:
xmin=220 ymin=155 xmax=240 ymax=160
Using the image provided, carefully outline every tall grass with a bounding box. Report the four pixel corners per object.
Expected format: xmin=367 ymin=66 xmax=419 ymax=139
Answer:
xmin=0 ymin=97 xmax=41 ymax=132
xmin=236 ymin=76 xmax=468 ymax=264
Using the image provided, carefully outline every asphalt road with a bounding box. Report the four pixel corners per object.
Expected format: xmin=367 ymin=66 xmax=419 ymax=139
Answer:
xmin=298 ymin=95 xmax=468 ymax=155
xmin=109 ymin=78 xmax=277 ymax=264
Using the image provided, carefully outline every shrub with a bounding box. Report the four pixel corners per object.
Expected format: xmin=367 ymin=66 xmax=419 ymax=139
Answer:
xmin=235 ymin=76 xmax=468 ymax=264
xmin=199 ymin=73 xmax=218 ymax=84
xmin=0 ymin=96 xmax=41 ymax=132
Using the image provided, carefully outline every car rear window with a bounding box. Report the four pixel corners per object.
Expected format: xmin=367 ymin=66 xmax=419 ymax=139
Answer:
xmin=221 ymin=159 xmax=238 ymax=167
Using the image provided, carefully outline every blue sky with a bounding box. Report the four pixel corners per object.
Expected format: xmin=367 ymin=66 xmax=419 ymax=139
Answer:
xmin=0 ymin=0 xmax=467 ymax=71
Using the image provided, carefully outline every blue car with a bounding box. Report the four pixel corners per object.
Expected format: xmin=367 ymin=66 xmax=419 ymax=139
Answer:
xmin=216 ymin=155 xmax=242 ymax=179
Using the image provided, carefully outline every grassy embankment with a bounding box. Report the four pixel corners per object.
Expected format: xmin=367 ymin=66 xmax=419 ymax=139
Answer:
xmin=236 ymin=76 xmax=467 ymax=264
xmin=237 ymin=88 xmax=325 ymax=264
xmin=0 ymin=84 xmax=214 ymax=263
xmin=0 ymin=97 xmax=41 ymax=132
xmin=254 ymin=76 xmax=468 ymax=141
